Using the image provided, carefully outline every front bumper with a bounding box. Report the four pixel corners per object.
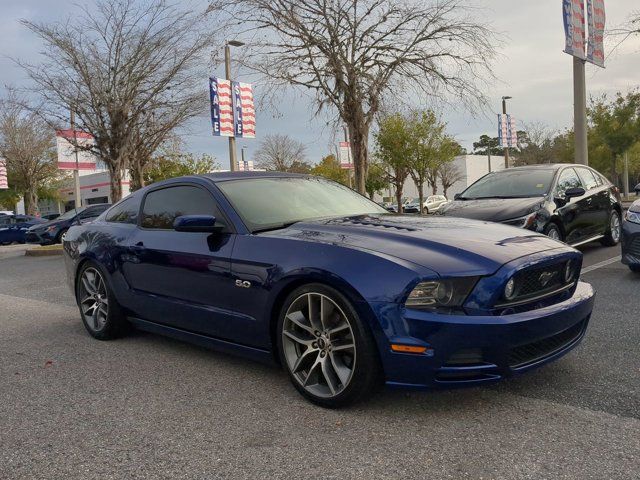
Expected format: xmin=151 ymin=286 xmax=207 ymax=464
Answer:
xmin=25 ymin=229 xmax=56 ymax=245
xmin=372 ymin=281 xmax=595 ymax=389
xmin=621 ymin=220 xmax=640 ymax=266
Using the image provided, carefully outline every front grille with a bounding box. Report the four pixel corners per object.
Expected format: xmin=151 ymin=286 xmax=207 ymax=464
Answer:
xmin=497 ymin=261 xmax=576 ymax=308
xmin=508 ymin=319 xmax=586 ymax=368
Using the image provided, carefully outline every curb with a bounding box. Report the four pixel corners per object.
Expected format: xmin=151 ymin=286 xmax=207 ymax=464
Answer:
xmin=25 ymin=246 xmax=63 ymax=257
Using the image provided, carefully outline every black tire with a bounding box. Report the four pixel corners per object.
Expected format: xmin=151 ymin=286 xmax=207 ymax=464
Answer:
xmin=601 ymin=210 xmax=622 ymax=247
xmin=277 ymin=283 xmax=381 ymax=408
xmin=55 ymin=228 xmax=68 ymax=244
xmin=422 ymin=206 xmax=429 ymax=215
xmin=75 ymin=261 xmax=129 ymax=340
xmin=629 ymin=265 xmax=640 ymax=273
xmin=544 ymin=223 xmax=563 ymax=242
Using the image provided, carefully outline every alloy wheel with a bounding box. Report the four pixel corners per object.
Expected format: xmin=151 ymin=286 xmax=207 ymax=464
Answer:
xmin=611 ymin=213 xmax=621 ymax=243
xmin=282 ymin=293 xmax=356 ymax=398
xmin=78 ymin=267 xmax=109 ymax=332
xmin=547 ymin=227 xmax=561 ymax=241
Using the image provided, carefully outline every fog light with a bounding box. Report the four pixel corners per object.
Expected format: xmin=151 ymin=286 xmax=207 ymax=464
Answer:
xmin=504 ymin=278 xmax=516 ymax=300
xmin=564 ymin=260 xmax=576 ymax=283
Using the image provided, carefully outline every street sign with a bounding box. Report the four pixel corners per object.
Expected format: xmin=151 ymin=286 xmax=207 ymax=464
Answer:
xmin=55 ymin=130 xmax=97 ymax=170
xmin=339 ymin=141 xmax=353 ymax=169
xmin=498 ymin=114 xmax=517 ymax=148
xmin=0 ymin=158 xmax=8 ymax=189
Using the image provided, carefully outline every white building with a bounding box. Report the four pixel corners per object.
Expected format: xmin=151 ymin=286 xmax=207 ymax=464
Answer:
xmin=38 ymin=169 xmax=131 ymax=215
xmin=377 ymin=154 xmax=506 ymax=202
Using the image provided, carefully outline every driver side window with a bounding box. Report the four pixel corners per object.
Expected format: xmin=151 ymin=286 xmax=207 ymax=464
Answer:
xmin=556 ymin=168 xmax=582 ymax=198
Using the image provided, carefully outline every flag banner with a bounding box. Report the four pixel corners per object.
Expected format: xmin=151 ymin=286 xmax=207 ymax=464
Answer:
xmin=238 ymin=160 xmax=254 ymax=171
xmin=338 ymin=141 xmax=354 ymax=169
xmin=586 ymin=0 xmax=605 ymax=67
xmin=498 ymin=114 xmax=517 ymax=148
xmin=56 ymin=130 xmax=97 ymax=170
xmin=0 ymin=158 xmax=8 ymax=189
xmin=209 ymin=77 xmax=234 ymax=137
xmin=563 ymin=0 xmax=586 ymax=59
xmin=233 ymin=82 xmax=255 ymax=139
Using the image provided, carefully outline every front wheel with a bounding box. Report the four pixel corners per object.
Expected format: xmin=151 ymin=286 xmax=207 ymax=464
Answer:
xmin=277 ymin=284 xmax=380 ymax=408
xmin=544 ymin=223 xmax=563 ymax=242
xmin=76 ymin=262 xmax=129 ymax=340
xmin=601 ymin=211 xmax=621 ymax=246
xmin=422 ymin=206 xmax=429 ymax=214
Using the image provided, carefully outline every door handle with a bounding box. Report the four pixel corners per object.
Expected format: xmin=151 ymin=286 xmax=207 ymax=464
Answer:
xmin=130 ymin=241 xmax=145 ymax=253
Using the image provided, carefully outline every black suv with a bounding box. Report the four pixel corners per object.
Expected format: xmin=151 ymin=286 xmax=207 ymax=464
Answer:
xmin=439 ymin=164 xmax=622 ymax=248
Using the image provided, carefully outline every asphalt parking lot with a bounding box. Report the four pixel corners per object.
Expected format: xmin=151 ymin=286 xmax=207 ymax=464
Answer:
xmin=0 ymin=244 xmax=638 ymax=479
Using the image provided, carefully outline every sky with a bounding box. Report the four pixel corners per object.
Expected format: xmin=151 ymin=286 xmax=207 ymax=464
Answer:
xmin=1 ymin=0 xmax=639 ymax=170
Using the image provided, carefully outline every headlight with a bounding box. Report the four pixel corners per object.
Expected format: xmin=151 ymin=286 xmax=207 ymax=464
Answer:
xmin=625 ymin=210 xmax=640 ymax=225
xmin=405 ymin=277 xmax=478 ymax=311
xmin=504 ymin=277 xmax=516 ymax=300
xmin=502 ymin=211 xmax=538 ymax=229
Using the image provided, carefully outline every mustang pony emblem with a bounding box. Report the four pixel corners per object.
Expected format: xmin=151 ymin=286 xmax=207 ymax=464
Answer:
xmin=538 ymin=271 xmax=557 ymax=287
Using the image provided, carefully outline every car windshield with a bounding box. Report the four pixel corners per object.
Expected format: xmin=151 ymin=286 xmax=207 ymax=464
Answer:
xmin=57 ymin=206 xmax=87 ymax=221
xmin=217 ymin=176 xmax=388 ymax=232
xmin=460 ymin=169 xmax=556 ymax=199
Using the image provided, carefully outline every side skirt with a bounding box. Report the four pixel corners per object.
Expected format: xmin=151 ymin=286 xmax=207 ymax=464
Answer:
xmin=128 ymin=317 xmax=276 ymax=366
xmin=570 ymin=234 xmax=604 ymax=248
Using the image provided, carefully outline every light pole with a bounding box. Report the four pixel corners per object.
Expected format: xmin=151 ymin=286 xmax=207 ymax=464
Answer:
xmin=502 ymin=96 xmax=512 ymax=169
xmin=225 ymin=40 xmax=245 ymax=172
xmin=241 ymin=145 xmax=247 ymax=170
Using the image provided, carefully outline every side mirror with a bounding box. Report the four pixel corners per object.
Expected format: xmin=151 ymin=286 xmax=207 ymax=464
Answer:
xmin=173 ymin=215 xmax=219 ymax=233
xmin=454 ymin=193 xmax=461 ymax=200
xmin=565 ymin=187 xmax=586 ymax=199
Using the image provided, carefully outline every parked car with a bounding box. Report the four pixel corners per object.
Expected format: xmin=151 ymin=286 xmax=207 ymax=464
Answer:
xmin=621 ymin=199 xmax=640 ymax=273
xmin=0 ymin=214 xmax=46 ymax=245
xmin=26 ymin=203 xmax=111 ymax=245
xmin=404 ymin=195 xmax=448 ymax=214
xmin=0 ymin=210 xmax=14 ymax=216
xmin=439 ymin=164 xmax=622 ymax=248
xmin=63 ymin=172 xmax=594 ymax=407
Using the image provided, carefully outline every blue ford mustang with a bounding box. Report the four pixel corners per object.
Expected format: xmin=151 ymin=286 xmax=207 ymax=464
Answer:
xmin=63 ymin=172 xmax=595 ymax=407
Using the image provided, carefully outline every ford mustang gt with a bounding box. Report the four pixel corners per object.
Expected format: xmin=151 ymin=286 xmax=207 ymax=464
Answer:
xmin=63 ymin=172 xmax=595 ymax=407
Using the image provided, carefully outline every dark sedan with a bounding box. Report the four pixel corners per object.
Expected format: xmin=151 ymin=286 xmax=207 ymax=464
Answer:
xmin=621 ymin=199 xmax=640 ymax=273
xmin=26 ymin=203 xmax=110 ymax=245
xmin=63 ymin=173 xmax=594 ymax=407
xmin=0 ymin=214 xmax=46 ymax=245
xmin=439 ymin=164 xmax=622 ymax=248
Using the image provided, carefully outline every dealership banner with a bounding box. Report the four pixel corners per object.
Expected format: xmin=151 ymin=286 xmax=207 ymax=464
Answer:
xmin=498 ymin=114 xmax=517 ymax=148
xmin=55 ymin=130 xmax=97 ymax=170
xmin=233 ymin=82 xmax=255 ymax=139
xmin=563 ymin=0 xmax=605 ymax=66
xmin=0 ymin=158 xmax=8 ymax=189
xmin=209 ymin=77 xmax=234 ymax=137
xmin=563 ymin=0 xmax=586 ymax=59
xmin=338 ymin=141 xmax=354 ymax=169
xmin=586 ymin=0 xmax=605 ymax=67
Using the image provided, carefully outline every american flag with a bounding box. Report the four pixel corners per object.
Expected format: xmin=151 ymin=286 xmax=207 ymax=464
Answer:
xmin=0 ymin=158 xmax=8 ymax=189
xmin=209 ymin=77 xmax=234 ymax=137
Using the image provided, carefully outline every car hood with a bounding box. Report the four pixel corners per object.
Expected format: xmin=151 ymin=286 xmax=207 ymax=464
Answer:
xmin=28 ymin=219 xmax=63 ymax=231
xmin=439 ymin=197 xmax=545 ymax=222
xmin=263 ymin=214 xmax=566 ymax=276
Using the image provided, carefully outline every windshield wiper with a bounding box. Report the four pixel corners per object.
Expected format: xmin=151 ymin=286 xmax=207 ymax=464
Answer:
xmin=253 ymin=221 xmax=301 ymax=233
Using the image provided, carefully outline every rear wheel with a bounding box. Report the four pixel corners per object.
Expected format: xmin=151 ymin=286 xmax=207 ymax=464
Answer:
xmin=601 ymin=210 xmax=621 ymax=246
xmin=422 ymin=206 xmax=429 ymax=214
xmin=277 ymin=284 xmax=380 ymax=408
xmin=76 ymin=262 xmax=129 ymax=340
xmin=544 ymin=223 xmax=563 ymax=242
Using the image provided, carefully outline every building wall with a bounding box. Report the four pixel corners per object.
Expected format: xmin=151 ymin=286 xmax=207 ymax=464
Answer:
xmin=38 ymin=170 xmax=131 ymax=214
xmin=377 ymin=155 xmax=506 ymax=202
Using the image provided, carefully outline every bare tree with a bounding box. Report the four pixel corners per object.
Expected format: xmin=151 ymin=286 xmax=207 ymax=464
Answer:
xmin=212 ymin=0 xmax=497 ymax=195
xmin=515 ymin=122 xmax=558 ymax=166
xmin=254 ymin=134 xmax=311 ymax=172
xmin=0 ymin=101 xmax=59 ymax=215
xmin=18 ymin=0 xmax=222 ymax=202
xmin=438 ymin=161 xmax=464 ymax=198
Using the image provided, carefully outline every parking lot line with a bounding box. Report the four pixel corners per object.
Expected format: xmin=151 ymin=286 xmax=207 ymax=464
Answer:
xmin=581 ymin=256 xmax=622 ymax=275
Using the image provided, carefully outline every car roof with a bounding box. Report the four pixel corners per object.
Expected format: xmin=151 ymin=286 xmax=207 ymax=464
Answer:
xmin=504 ymin=163 xmax=590 ymax=171
xmin=202 ymin=171 xmax=309 ymax=182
